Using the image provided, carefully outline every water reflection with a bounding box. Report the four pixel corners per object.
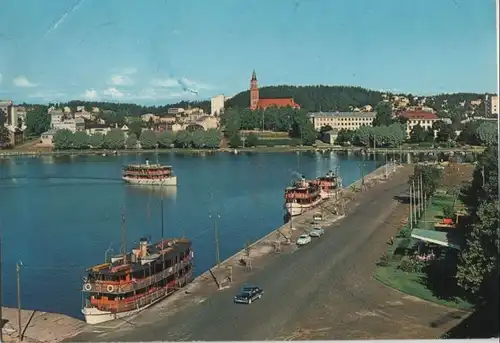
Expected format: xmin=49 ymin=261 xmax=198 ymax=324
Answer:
xmin=125 ymin=184 xmax=178 ymax=200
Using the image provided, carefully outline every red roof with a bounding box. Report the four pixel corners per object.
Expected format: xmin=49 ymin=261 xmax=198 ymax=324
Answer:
xmin=255 ymin=98 xmax=300 ymax=109
xmin=401 ymin=111 xmax=438 ymax=120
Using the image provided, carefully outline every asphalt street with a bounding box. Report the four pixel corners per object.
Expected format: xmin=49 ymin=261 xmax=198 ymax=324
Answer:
xmin=71 ymin=167 xmax=468 ymax=341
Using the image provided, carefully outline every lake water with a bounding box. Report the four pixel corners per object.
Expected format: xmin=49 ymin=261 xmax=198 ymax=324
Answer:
xmin=0 ymin=151 xmax=381 ymax=318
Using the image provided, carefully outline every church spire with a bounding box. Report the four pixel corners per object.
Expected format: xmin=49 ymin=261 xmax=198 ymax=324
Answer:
xmin=251 ymin=69 xmax=257 ymax=81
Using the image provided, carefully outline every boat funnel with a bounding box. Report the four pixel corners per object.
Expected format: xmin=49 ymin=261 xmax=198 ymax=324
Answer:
xmin=145 ymin=159 xmax=150 ymax=166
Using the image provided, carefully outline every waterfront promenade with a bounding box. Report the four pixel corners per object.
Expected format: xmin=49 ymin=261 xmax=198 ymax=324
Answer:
xmin=66 ymin=163 xmax=468 ymax=341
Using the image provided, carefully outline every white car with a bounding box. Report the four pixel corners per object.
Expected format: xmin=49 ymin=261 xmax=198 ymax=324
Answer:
xmin=309 ymin=227 xmax=325 ymax=237
xmin=296 ymin=234 xmax=312 ymax=246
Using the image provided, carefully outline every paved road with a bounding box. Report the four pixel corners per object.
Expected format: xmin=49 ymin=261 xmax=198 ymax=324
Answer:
xmin=72 ymin=167 xmax=467 ymax=341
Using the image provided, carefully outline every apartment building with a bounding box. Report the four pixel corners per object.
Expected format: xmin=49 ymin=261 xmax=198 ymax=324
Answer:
xmin=485 ymin=94 xmax=498 ymax=116
xmin=210 ymin=94 xmax=226 ymax=116
xmin=400 ymin=110 xmax=439 ymax=137
xmin=308 ymin=111 xmax=376 ymax=131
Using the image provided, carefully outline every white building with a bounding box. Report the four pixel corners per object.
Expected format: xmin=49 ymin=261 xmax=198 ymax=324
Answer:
xmin=210 ymin=94 xmax=226 ymax=116
xmin=400 ymin=110 xmax=439 ymax=137
xmin=308 ymin=112 xmax=376 ymax=131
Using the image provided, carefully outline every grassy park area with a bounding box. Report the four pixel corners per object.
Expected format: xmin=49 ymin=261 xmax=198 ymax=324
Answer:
xmin=373 ymin=171 xmax=474 ymax=311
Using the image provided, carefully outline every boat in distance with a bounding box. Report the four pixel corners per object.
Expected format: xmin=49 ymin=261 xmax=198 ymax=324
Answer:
xmin=81 ymin=237 xmax=194 ymax=324
xmin=122 ymin=159 xmax=177 ymax=186
xmin=284 ymin=176 xmax=322 ymax=216
xmin=312 ymin=170 xmax=342 ymax=199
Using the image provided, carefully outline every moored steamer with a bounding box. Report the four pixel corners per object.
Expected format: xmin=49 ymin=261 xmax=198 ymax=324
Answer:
xmin=284 ymin=176 xmax=322 ymax=216
xmin=312 ymin=170 xmax=342 ymax=199
xmin=81 ymin=237 xmax=194 ymax=324
xmin=123 ymin=159 xmax=177 ymax=186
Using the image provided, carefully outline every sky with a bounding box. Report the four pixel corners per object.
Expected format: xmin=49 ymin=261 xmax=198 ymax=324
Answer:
xmin=0 ymin=0 xmax=497 ymax=105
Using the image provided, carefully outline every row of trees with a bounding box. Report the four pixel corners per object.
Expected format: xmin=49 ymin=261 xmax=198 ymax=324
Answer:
xmin=52 ymin=128 xmax=222 ymax=150
xmin=457 ymin=147 xmax=498 ymax=304
xmin=333 ymin=119 xmax=497 ymax=148
xmin=220 ymin=106 xmax=317 ymax=146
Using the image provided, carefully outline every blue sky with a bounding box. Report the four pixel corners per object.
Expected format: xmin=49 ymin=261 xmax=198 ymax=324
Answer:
xmin=0 ymin=0 xmax=497 ymax=105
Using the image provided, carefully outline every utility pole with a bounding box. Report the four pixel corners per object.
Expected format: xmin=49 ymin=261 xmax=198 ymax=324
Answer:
xmin=412 ymin=179 xmax=417 ymax=224
xmin=16 ymin=261 xmax=23 ymax=342
xmin=0 ymin=230 xmax=3 ymax=343
xmin=210 ymin=214 xmax=221 ymax=267
xmin=416 ymin=176 xmax=420 ymax=219
xmin=420 ymin=173 xmax=424 ymax=214
xmin=121 ymin=207 xmax=126 ymax=264
xmin=409 ymin=184 xmax=413 ymax=230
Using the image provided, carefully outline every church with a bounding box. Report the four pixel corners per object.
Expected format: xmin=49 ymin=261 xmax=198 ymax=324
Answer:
xmin=249 ymin=70 xmax=300 ymax=110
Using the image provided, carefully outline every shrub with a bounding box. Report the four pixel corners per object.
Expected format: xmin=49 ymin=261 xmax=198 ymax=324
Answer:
xmin=377 ymin=252 xmax=390 ymax=266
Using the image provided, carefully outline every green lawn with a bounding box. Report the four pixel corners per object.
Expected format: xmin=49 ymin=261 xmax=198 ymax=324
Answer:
xmin=373 ymin=191 xmax=473 ymax=310
xmin=374 ymin=262 xmax=473 ymax=310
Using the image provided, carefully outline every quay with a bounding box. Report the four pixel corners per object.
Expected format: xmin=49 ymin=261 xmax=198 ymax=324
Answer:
xmin=2 ymin=162 xmax=466 ymax=342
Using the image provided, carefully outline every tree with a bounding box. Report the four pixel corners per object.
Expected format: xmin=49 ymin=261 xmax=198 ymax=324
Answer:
xmin=228 ymin=132 xmax=242 ymax=148
xmin=434 ymin=122 xmax=456 ymax=143
xmin=25 ymin=106 xmax=50 ymax=136
xmin=476 ymin=122 xmax=497 ymax=146
xmin=409 ymin=124 xmax=432 ymax=143
xmin=186 ymin=124 xmax=204 ymax=132
xmin=457 ymin=122 xmax=480 ymax=145
xmin=175 ymin=130 xmax=191 ymax=148
xmin=53 ymin=129 xmax=74 ymax=150
xmin=0 ymin=127 xmax=10 ymax=147
xmin=456 ymin=201 xmax=499 ymax=300
xmin=204 ymin=129 xmax=222 ymax=149
xmin=385 ymin=123 xmax=405 ymax=147
xmin=127 ymin=121 xmax=143 ymax=139
xmin=157 ymin=131 xmax=175 ymax=148
xmin=246 ymin=133 xmax=259 ymax=147
xmin=372 ymin=101 xmax=393 ymax=126
xmin=335 ymin=129 xmax=355 ymax=146
xmin=73 ymin=131 xmax=90 ymax=149
xmin=139 ymin=130 xmax=158 ymax=149
xmin=104 ymin=128 xmax=125 ymax=149
xmin=190 ymin=130 xmax=205 ymax=148
xmin=289 ymin=110 xmax=316 ymax=145
xmin=125 ymin=133 xmax=138 ymax=149
xmin=89 ymin=133 xmax=105 ymax=149
xmin=353 ymin=126 xmax=371 ymax=146
xmin=408 ymin=165 xmax=442 ymax=198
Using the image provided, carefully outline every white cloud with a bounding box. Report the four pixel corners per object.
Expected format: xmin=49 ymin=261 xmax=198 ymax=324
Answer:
xmin=102 ymin=87 xmax=124 ymax=98
xmin=13 ymin=75 xmax=37 ymax=88
xmin=109 ymin=74 xmax=134 ymax=86
xmin=180 ymin=77 xmax=211 ymax=90
xmin=150 ymin=78 xmax=179 ymax=88
xmin=83 ymin=89 xmax=99 ymax=100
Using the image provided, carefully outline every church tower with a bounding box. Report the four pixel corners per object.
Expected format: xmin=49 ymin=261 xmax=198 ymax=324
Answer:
xmin=250 ymin=69 xmax=259 ymax=110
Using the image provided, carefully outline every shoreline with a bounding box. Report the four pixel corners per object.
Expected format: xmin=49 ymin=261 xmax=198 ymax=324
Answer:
xmin=1 ymin=162 xmax=397 ymax=343
xmin=0 ymin=145 xmax=484 ymax=157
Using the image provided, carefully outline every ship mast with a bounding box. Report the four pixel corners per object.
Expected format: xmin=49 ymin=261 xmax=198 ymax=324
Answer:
xmin=121 ymin=206 xmax=127 ymax=264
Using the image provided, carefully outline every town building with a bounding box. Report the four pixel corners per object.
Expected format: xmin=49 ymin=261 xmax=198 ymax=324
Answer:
xmin=485 ymin=94 xmax=498 ymax=116
xmin=40 ymin=129 xmax=58 ymax=147
xmin=308 ymin=112 xmax=376 ymax=131
xmin=249 ymin=70 xmax=300 ymax=110
xmin=1 ymin=100 xmax=25 ymax=145
xmin=400 ymin=110 xmax=439 ymax=137
xmin=167 ymin=108 xmax=185 ymax=115
xmin=211 ymin=94 xmax=226 ymax=116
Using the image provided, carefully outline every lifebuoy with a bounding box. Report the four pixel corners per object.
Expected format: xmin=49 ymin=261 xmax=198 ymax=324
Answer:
xmin=106 ymin=284 xmax=115 ymax=293
xmin=83 ymin=283 xmax=92 ymax=291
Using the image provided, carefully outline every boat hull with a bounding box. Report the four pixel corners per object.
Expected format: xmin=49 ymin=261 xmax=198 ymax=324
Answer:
xmin=320 ymin=189 xmax=338 ymax=199
xmin=285 ymin=197 xmax=322 ymax=216
xmin=122 ymin=175 xmax=177 ymax=186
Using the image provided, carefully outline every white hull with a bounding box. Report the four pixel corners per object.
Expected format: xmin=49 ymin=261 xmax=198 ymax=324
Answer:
xmin=285 ymin=197 xmax=323 ymax=216
xmin=122 ymin=175 xmax=177 ymax=186
xmin=82 ymin=305 xmax=145 ymax=325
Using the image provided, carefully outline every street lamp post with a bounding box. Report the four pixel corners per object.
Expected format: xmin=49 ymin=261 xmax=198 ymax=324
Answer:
xmin=16 ymin=260 xmax=24 ymax=342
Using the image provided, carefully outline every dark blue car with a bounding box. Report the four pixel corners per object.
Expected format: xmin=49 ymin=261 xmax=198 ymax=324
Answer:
xmin=233 ymin=286 xmax=264 ymax=304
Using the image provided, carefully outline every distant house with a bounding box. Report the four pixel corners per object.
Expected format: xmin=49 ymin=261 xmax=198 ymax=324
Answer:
xmin=86 ymin=123 xmax=111 ymax=135
xmin=40 ymin=129 xmax=58 ymax=147
xmin=400 ymin=110 xmax=439 ymax=137
xmin=321 ymin=129 xmax=339 ymax=145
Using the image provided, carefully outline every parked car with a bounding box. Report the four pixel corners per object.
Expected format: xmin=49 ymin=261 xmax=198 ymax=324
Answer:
xmin=296 ymin=234 xmax=312 ymax=246
xmin=233 ymin=286 xmax=264 ymax=304
xmin=309 ymin=227 xmax=325 ymax=237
